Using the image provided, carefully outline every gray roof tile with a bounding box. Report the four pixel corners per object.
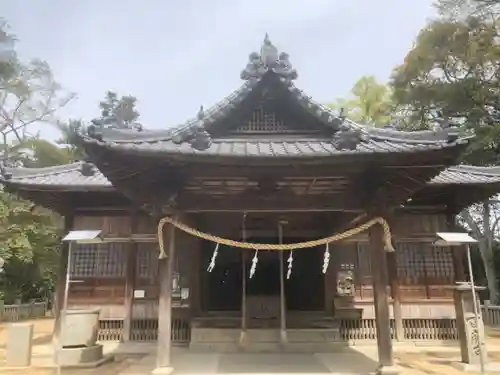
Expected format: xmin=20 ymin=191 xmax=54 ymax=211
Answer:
xmin=83 ymin=137 xmax=469 ymax=158
xmin=2 ymin=162 xmax=112 ymax=190
xmin=3 ymin=162 xmax=500 ymax=191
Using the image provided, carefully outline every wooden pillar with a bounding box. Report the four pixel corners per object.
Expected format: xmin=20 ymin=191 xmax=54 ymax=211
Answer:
xmin=387 ymin=251 xmax=403 ymax=341
xmin=239 ymin=213 xmax=247 ymax=345
xmin=240 ymin=251 xmax=247 ymax=344
xmin=278 ymin=222 xmax=287 ymax=344
xmin=369 ymin=222 xmax=396 ymax=373
xmin=447 ymin=214 xmax=466 ymax=282
xmin=52 ymin=213 xmax=73 ymax=342
xmin=154 ymin=220 xmax=176 ymax=375
xmin=122 ymin=243 xmax=137 ymax=341
xmin=123 ymin=211 xmax=138 ymax=341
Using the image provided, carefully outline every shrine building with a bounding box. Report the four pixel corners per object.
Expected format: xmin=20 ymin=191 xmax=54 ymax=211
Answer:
xmin=3 ymin=36 xmax=500 ymax=374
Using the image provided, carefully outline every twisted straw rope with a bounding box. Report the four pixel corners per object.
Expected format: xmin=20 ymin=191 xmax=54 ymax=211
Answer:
xmin=157 ymin=216 xmax=394 ymax=259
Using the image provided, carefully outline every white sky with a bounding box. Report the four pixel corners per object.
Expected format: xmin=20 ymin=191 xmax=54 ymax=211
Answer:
xmin=2 ymin=0 xmax=436 ymax=140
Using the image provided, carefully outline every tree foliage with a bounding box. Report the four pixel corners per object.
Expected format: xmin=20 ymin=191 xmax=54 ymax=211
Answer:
xmin=330 ymin=76 xmax=395 ymax=127
xmin=0 ymin=20 xmax=72 ymax=303
xmin=0 ymin=192 xmax=61 ymax=302
xmin=97 ymin=91 xmax=140 ymax=129
xmin=391 ymin=14 xmax=500 ymax=164
xmin=0 ymin=21 xmax=74 ymax=168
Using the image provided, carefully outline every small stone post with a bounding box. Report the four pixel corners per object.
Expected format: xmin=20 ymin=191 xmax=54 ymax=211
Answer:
xmin=453 ymin=282 xmax=487 ymax=367
xmin=6 ymin=323 xmax=34 ymax=367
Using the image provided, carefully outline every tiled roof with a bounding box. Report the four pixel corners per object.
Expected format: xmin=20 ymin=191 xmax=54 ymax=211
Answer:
xmin=81 ymin=37 xmax=471 ymax=157
xmin=430 ymin=165 xmax=500 ymax=185
xmin=3 ymin=163 xmax=500 ymax=191
xmin=1 ymin=162 xmax=112 ymax=190
xmin=82 ymin=136 xmax=470 ymax=158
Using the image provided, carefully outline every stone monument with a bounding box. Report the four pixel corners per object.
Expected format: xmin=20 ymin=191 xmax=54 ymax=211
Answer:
xmin=56 ymin=308 xmax=113 ymax=368
xmin=6 ymin=322 xmax=33 ymax=367
xmin=451 ymin=282 xmax=500 ymax=372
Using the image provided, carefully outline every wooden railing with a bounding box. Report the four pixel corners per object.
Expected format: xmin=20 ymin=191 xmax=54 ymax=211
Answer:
xmin=0 ymin=302 xmax=48 ymax=322
xmin=339 ymin=318 xmax=458 ymax=341
xmin=98 ymin=317 xmax=457 ymax=343
xmin=481 ymin=303 xmax=500 ymax=327
xmin=98 ymin=318 xmax=190 ymax=343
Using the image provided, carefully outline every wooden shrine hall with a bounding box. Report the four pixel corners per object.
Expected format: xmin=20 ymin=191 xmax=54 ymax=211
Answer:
xmin=3 ymin=36 xmax=500 ymax=374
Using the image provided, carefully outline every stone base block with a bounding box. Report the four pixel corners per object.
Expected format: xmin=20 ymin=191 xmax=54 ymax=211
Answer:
xmin=376 ymin=365 xmax=401 ymax=375
xmin=6 ymin=323 xmax=34 ymax=367
xmin=151 ymin=366 xmax=174 ymax=375
xmin=451 ymin=361 xmax=500 ymax=373
xmin=56 ymin=344 xmax=113 ymax=368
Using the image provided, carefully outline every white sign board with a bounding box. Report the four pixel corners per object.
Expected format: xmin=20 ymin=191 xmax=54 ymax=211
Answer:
xmin=134 ymin=290 xmax=145 ymax=299
xmin=435 ymin=232 xmax=478 ymax=246
xmin=62 ymin=230 xmax=102 ymax=243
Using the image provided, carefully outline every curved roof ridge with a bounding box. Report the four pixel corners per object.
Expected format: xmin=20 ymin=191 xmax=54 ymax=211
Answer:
xmin=84 ymin=80 xmax=258 ymax=145
xmin=3 ymin=162 xmax=85 ymax=178
xmin=447 ymin=164 xmax=500 ymax=176
xmin=285 ymin=80 xmax=464 ymax=144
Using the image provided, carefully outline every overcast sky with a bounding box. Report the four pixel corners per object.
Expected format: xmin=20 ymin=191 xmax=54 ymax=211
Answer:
xmin=3 ymin=0 xmax=436 ymax=139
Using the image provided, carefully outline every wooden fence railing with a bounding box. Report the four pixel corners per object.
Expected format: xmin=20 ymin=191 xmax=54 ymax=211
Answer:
xmin=481 ymin=304 xmax=500 ymax=327
xmin=0 ymin=302 xmax=48 ymax=322
xmin=98 ymin=317 xmax=457 ymax=343
xmin=339 ymin=318 xmax=458 ymax=341
xmin=98 ymin=318 xmax=191 ymax=343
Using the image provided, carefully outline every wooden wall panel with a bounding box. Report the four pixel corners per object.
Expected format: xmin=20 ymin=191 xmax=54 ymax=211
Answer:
xmin=74 ymin=215 xmax=131 ymax=236
xmin=356 ymin=302 xmax=455 ymax=319
xmin=391 ymin=214 xmax=447 ymax=237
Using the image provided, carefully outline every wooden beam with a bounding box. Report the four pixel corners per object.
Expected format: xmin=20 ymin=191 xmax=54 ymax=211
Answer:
xmin=175 ymin=193 xmax=364 ymax=212
xmin=368 ymin=216 xmax=395 ymax=372
xmin=387 ymin=251 xmax=403 ymax=341
xmin=122 ymin=210 xmax=138 ymax=342
xmin=52 ymin=212 xmax=73 ymax=343
xmin=154 ymin=217 xmax=176 ymax=373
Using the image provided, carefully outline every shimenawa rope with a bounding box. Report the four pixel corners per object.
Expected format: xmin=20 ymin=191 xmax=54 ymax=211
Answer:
xmin=156 ymin=216 xmax=394 ymax=259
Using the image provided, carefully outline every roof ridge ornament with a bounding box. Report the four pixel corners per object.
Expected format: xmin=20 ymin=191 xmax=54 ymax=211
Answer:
xmin=188 ymin=105 xmax=212 ymax=151
xmin=240 ymin=34 xmax=298 ymax=81
xmin=331 ymin=108 xmax=370 ymax=150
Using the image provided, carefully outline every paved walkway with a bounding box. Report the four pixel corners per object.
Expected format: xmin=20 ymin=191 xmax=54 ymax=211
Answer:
xmin=2 ymin=319 xmax=500 ymax=374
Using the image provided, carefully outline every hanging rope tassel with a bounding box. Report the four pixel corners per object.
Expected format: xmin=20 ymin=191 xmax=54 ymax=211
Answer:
xmin=207 ymin=243 xmax=220 ymax=272
xmin=249 ymin=250 xmax=259 ymax=279
xmin=286 ymin=251 xmax=293 ymax=279
xmin=322 ymin=243 xmax=330 ymax=274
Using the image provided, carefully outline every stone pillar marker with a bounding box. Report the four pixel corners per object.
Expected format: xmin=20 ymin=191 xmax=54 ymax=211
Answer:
xmin=452 ymin=282 xmax=490 ymax=371
xmin=6 ymin=322 xmax=34 ymax=367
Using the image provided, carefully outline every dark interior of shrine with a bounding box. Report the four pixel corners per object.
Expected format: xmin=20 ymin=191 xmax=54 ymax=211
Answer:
xmin=200 ymin=237 xmax=324 ymax=312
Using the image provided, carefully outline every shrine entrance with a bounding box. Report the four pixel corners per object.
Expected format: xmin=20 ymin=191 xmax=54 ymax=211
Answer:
xmin=201 ymin=236 xmax=325 ymax=313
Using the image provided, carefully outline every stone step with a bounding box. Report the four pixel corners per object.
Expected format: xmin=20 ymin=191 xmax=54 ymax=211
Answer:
xmin=190 ymin=327 xmax=342 ymax=353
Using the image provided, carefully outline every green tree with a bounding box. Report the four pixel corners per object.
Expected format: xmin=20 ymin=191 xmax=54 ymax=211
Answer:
xmin=55 ymin=119 xmax=87 ymax=161
xmin=0 ymin=19 xmax=18 ymax=83
xmin=0 ymin=20 xmax=74 ymax=166
xmin=97 ymin=91 xmax=140 ymax=129
xmin=391 ymin=15 xmax=500 ymax=164
xmin=435 ymin=0 xmax=500 ymax=18
xmin=0 ymin=192 xmax=61 ymax=303
xmin=330 ymin=76 xmax=395 ymax=127
xmin=392 ymin=1 xmax=500 ymax=303
xmin=0 ymin=20 xmax=72 ymax=303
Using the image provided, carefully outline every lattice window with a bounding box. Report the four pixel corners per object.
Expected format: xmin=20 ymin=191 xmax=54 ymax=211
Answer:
xmin=70 ymin=243 xmax=126 ymax=278
xmin=136 ymin=243 xmax=159 ymax=280
xmin=396 ymin=242 xmax=425 ymax=282
xmin=395 ymin=242 xmax=454 ymax=284
xmin=234 ymin=103 xmax=289 ymax=133
xmin=70 ymin=245 xmax=98 ymax=277
xmin=423 ymin=246 xmax=454 ymax=281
